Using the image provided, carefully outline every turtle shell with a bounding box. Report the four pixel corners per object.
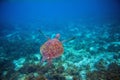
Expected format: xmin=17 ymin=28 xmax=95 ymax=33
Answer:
xmin=40 ymin=38 xmax=64 ymax=61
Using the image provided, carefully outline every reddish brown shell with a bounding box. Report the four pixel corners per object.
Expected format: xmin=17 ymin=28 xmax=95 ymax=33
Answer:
xmin=40 ymin=38 xmax=64 ymax=61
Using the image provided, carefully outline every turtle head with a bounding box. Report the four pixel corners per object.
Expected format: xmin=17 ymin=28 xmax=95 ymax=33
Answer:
xmin=55 ymin=33 xmax=60 ymax=39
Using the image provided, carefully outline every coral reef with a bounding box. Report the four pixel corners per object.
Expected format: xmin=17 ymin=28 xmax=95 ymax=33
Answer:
xmin=0 ymin=23 xmax=119 ymax=80
xmin=86 ymin=63 xmax=120 ymax=80
xmin=24 ymin=73 xmax=47 ymax=80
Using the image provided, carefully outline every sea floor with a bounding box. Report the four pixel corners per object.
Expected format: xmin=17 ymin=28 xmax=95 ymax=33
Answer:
xmin=0 ymin=23 xmax=120 ymax=80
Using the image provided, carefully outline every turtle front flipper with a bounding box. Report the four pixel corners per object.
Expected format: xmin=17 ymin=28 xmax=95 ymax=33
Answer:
xmin=62 ymin=36 xmax=76 ymax=43
xmin=38 ymin=29 xmax=50 ymax=40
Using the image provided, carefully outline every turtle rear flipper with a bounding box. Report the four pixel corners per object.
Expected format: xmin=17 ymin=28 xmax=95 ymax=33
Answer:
xmin=62 ymin=36 xmax=76 ymax=43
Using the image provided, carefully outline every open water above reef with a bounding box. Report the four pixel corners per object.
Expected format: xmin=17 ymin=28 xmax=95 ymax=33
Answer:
xmin=0 ymin=1 xmax=120 ymax=80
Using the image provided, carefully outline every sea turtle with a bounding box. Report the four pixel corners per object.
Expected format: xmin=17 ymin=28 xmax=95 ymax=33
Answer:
xmin=39 ymin=30 xmax=75 ymax=64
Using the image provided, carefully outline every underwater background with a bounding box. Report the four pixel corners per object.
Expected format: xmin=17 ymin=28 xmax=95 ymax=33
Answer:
xmin=0 ymin=0 xmax=120 ymax=80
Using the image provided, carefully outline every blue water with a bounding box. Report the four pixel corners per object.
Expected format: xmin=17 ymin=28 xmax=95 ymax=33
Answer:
xmin=0 ymin=1 xmax=120 ymax=80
